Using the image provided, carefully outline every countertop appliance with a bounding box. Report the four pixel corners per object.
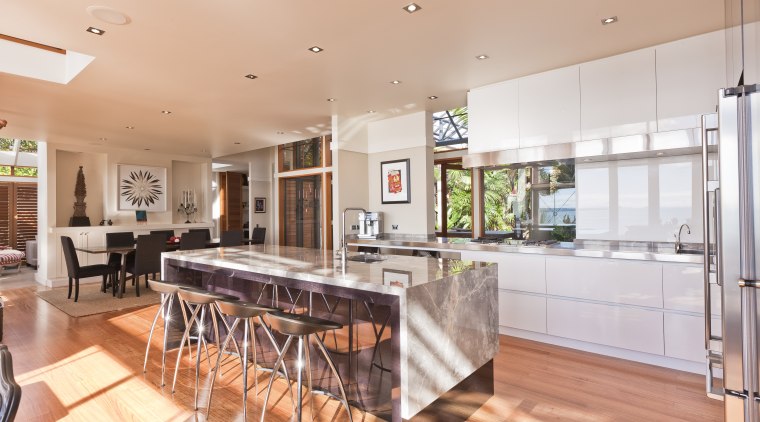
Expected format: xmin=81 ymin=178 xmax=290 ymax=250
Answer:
xmin=358 ymin=211 xmax=383 ymax=239
xmin=705 ymin=82 xmax=760 ymax=420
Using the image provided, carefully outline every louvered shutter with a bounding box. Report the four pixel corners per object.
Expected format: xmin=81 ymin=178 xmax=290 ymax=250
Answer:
xmin=0 ymin=184 xmax=10 ymax=248
xmin=14 ymin=183 xmax=37 ymax=252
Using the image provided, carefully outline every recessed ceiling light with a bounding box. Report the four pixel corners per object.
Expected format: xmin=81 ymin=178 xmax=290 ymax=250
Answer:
xmin=601 ymin=16 xmax=618 ymax=25
xmin=86 ymin=27 xmax=105 ymax=35
xmin=161 ymin=110 xmax=172 ymax=114
xmin=428 ymin=95 xmax=438 ymax=100
xmin=308 ymin=46 xmax=324 ymax=53
xmin=403 ymin=3 xmax=422 ymax=13
xmin=234 ymin=142 xmax=241 ymax=145
xmin=144 ymin=148 xmax=151 ymax=151
xmin=125 ymin=126 xmax=135 ymax=129
xmin=390 ymin=80 xmax=401 ymax=85
xmin=277 ymin=131 xmax=285 ymax=135
xmin=368 ymin=110 xmax=376 ymax=114
xmin=476 ymin=54 xmax=489 ymax=60
xmin=326 ymin=98 xmax=336 ymax=102
xmin=245 ymin=74 xmax=257 ymax=80
xmin=99 ymin=137 xmax=107 ymax=141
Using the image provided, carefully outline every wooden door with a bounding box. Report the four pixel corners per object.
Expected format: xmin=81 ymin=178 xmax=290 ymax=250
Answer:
xmin=280 ymin=175 xmax=321 ymax=249
xmin=219 ymin=172 xmax=244 ymax=231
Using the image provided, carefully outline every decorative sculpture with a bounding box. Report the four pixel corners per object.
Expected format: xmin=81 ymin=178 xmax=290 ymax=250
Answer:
xmin=69 ymin=166 xmax=91 ymax=226
xmin=177 ymin=189 xmax=197 ymax=223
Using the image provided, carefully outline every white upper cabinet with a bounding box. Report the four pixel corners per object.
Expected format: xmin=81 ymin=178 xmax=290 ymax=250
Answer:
xmin=656 ymin=30 xmax=726 ymax=131
xmin=518 ymin=65 xmax=581 ymax=147
xmin=467 ymin=79 xmax=519 ymax=153
xmin=580 ymin=48 xmax=657 ymax=140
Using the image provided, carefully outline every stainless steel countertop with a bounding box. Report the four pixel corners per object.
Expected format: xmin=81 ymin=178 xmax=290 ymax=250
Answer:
xmin=348 ymin=237 xmax=704 ymax=264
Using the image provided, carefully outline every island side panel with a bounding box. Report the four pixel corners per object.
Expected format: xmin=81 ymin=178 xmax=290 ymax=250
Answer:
xmin=401 ymin=263 xmax=498 ymax=418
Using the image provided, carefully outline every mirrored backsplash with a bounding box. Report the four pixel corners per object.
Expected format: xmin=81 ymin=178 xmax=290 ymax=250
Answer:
xmin=576 ymin=154 xmax=703 ymax=243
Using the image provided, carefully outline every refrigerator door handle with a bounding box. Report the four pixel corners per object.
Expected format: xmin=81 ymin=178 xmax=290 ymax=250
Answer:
xmin=716 ymin=187 xmax=722 ymax=287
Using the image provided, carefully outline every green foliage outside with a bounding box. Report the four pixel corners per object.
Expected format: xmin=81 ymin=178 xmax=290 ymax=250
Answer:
xmin=14 ymin=167 xmax=37 ymax=177
xmin=18 ymin=140 xmax=37 ymax=153
xmin=446 ymin=168 xmax=472 ymax=231
xmin=0 ymin=139 xmax=13 ymax=151
xmin=0 ymin=166 xmax=10 ymax=176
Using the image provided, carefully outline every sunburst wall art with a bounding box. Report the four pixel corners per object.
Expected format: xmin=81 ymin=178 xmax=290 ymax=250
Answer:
xmin=117 ymin=164 xmax=167 ymax=211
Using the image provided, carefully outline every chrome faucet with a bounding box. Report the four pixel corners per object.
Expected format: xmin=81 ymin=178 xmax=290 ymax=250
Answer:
xmin=341 ymin=207 xmax=366 ymax=266
xmin=675 ymin=223 xmax=691 ymax=253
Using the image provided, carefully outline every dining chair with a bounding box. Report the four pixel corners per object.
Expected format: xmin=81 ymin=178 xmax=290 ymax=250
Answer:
xmin=188 ymin=228 xmax=211 ymax=242
xmin=251 ymin=227 xmax=266 ymax=245
xmin=125 ymin=234 xmax=166 ymax=297
xmin=150 ymin=230 xmax=175 ymax=241
xmin=105 ymin=231 xmax=135 ymax=292
xmin=0 ymin=345 xmax=21 ymax=422
xmin=60 ymin=236 xmax=112 ymax=302
xmin=220 ymin=230 xmax=243 ymax=247
xmin=180 ymin=231 xmax=207 ymax=251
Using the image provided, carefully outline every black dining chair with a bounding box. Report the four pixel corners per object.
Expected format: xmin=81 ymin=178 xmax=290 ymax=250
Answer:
xmin=60 ymin=236 xmax=112 ymax=302
xmin=125 ymin=234 xmax=166 ymax=297
xmin=106 ymin=231 xmax=135 ymax=292
xmin=0 ymin=345 xmax=21 ymax=422
xmin=180 ymin=231 xmax=207 ymax=251
xmin=220 ymin=230 xmax=243 ymax=247
xmin=250 ymin=227 xmax=266 ymax=245
xmin=150 ymin=230 xmax=175 ymax=241
xmin=188 ymin=228 xmax=211 ymax=242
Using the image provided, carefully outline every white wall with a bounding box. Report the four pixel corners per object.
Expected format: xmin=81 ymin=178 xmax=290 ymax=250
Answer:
xmin=576 ymin=154 xmax=703 ymax=243
xmin=366 ymin=112 xmax=435 ymax=236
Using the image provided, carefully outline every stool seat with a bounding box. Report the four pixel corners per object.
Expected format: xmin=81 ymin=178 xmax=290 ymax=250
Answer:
xmin=268 ymin=311 xmax=343 ymax=337
xmin=215 ymin=300 xmax=279 ymax=319
xmin=147 ymin=279 xmax=185 ymax=294
xmin=178 ymin=287 xmax=240 ymax=304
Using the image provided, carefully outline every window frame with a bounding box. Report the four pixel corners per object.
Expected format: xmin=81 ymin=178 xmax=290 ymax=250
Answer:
xmin=435 ymin=158 xmax=474 ymax=238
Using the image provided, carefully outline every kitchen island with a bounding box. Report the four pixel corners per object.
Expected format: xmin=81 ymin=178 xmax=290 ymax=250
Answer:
xmin=161 ymin=245 xmax=498 ymax=421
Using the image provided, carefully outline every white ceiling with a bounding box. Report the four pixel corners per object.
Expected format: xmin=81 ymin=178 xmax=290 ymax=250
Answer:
xmin=0 ymin=1 xmax=724 ymax=158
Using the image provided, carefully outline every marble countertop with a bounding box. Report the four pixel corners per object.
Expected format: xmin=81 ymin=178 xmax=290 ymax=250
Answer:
xmin=348 ymin=237 xmax=704 ymax=264
xmin=162 ymin=245 xmax=486 ymax=295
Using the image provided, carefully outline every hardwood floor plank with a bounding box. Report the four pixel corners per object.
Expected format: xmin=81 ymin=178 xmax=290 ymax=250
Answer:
xmin=0 ymin=283 xmax=723 ymax=421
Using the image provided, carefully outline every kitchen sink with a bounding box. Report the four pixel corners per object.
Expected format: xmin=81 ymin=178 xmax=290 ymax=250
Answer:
xmin=346 ymin=254 xmax=386 ymax=263
xmin=677 ymin=248 xmax=704 ymax=255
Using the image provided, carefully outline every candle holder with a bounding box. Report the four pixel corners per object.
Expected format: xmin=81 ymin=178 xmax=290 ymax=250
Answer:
xmin=178 ymin=202 xmax=197 ymax=224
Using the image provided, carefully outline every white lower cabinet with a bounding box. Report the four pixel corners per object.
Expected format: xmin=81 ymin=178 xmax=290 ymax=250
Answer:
xmin=499 ymin=291 xmax=546 ymax=333
xmin=547 ymin=297 xmax=665 ymax=355
xmin=664 ymin=313 xmax=705 ymax=362
xmin=462 ymin=251 xmax=546 ymax=293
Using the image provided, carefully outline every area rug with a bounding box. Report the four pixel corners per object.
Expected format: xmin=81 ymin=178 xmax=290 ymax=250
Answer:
xmin=36 ymin=283 xmax=161 ymax=318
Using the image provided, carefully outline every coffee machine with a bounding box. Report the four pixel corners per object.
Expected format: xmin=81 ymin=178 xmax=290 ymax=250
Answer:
xmin=358 ymin=211 xmax=383 ymax=239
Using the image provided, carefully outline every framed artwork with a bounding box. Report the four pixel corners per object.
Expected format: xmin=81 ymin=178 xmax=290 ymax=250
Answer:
xmin=380 ymin=159 xmax=410 ymax=204
xmin=118 ymin=164 xmax=167 ymax=211
xmin=254 ymin=197 xmax=266 ymax=213
xmin=383 ymin=269 xmax=412 ymax=288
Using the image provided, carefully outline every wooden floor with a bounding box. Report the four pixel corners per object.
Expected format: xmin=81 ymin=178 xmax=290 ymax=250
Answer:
xmin=0 ymin=279 xmax=723 ymax=421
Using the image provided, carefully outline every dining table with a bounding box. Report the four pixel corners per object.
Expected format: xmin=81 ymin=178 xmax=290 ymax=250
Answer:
xmin=75 ymin=238 xmax=223 ymax=298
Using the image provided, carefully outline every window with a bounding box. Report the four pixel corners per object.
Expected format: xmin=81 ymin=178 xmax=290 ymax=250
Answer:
xmin=278 ymin=136 xmax=331 ymax=172
xmin=0 ymin=139 xmax=39 ymax=178
xmin=433 ymin=107 xmax=468 ymax=152
xmin=435 ymin=160 xmax=473 ymax=237
xmin=481 ymin=161 xmax=576 ymax=241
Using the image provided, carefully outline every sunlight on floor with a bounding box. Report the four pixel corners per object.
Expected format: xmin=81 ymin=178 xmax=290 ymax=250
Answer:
xmin=16 ymin=345 xmax=193 ymax=421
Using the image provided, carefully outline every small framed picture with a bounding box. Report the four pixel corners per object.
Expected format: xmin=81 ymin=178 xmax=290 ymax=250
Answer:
xmin=383 ymin=269 xmax=412 ymax=288
xmin=135 ymin=210 xmax=148 ymax=224
xmin=381 ymin=159 xmax=411 ymax=204
xmin=254 ymin=197 xmax=266 ymax=213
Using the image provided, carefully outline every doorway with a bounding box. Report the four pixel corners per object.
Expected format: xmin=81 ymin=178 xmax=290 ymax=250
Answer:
xmin=280 ymin=175 xmax=322 ymax=248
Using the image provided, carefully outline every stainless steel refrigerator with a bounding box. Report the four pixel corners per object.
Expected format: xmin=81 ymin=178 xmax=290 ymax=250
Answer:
xmin=704 ymin=84 xmax=760 ymax=421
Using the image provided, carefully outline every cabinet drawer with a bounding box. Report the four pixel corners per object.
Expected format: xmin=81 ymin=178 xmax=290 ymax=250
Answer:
xmin=546 ymin=257 xmax=663 ymax=307
xmin=663 ymin=264 xmax=706 ymax=313
xmin=499 ymin=291 xmax=546 ymax=333
xmin=664 ymin=313 xmax=705 ymax=362
xmin=462 ymin=251 xmax=545 ymax=293
xmin=547 ymin=298 xmax=664 ymax=355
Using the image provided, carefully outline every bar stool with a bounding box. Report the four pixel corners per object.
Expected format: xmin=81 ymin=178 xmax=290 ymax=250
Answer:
xmin=171 ymin=287 xmax=240 ymax=410
xmin=206 ymin=300 xmax=280 ymax=419
xmin=143 ymin=279 xmax=194 ymax=387
xmin=261 ymin=312 xmax=354 ymax=422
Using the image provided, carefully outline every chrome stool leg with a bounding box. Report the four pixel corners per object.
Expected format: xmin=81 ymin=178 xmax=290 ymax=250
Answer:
xmin=172 ymin=302 xmax=203 ymax=393
xmin=261 ymin=336 xmax=295 ymax=422
xmin=314 ymin=335 xmax=354 ymax=422
xmin=143 ymin=293 xmax=170 ymax=374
